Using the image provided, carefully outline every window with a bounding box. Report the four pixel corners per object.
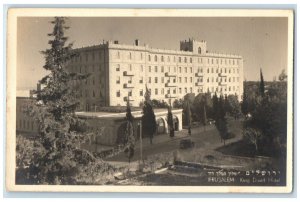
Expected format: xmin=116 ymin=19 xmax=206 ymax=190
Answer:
xmin=174 ymin=66 xmax=176 ymax=72
xmin=139 ymin=77 xmax=143 ymax=84
xmin=168 ymin=56 xmax=170 ymax=62
xmin=154 ymin=55 xmax=158 ymax=62
xmin=155 ymin=66 xmax=158 ymax=72
xmin=184 ymin=57 xmax=187 ymax=63
xmin=149 ymin=77 xmax=151 ymax=83
xmin=161 ymin=56 xmax=164 ymax=62
xmin=190 ymin=87 xmax=192 ymax=93
xmin=155 ymin=77 xmax=158 ymax=83
xmin=212 ymin=59 xmax=214 ymax=64
xmin=185 ymin=77 xmax=187 ymax=83
xmin=140 ymin=90 xmax=143 ymax=96
xmin=207 ymin=68 xmax=209 ymax=73
xmin=185 ymin=88 xmax=187 ymax=93
xmin=173 ymin=89 xmax=176 ymax=94
xmin=208 ymin=58 xmax=210 ymax=64
xmin=190 ymin=67 xmax=193 ymax=73
xmin=190 ymin=77 xmax=193 ymax=83
xmin=185 ymin=67 xmax=187 ymax=73
xmin=161 ymin=88 xmax=164 ymax=94
xmin=179 ymin=57 xmax=181 ymax=63
xmin=161 ymin=66 xmax=164 ymax=72
xmin=129 ymin=52 xmax=132 ymax=60
xmin=116 ymin=64 xmax=120 ymax=71
xmin=233 ymin=77 xmax=235 ymax=82
xmin=161 ymin=77 xmax=164 ymax=83
xmin=211 ymin=68 xmax=214 ymax=73
xmin=129 ymin=91 xmax=132 ymax=96
xmin=207 ymin=78 xmax=209 ymax=82
xmin=179 ymin=77 xmax=182 ymax=83
xmin=155 ymin=88 xmax=158 ymax=95
xmin=128 ymin=77 xmax=132 ymax=84
xmin=149 ymin=66 xmax=151 ymax=72
xmin=190 ymin=57 xmax=193 ymax=63
xmin=173 ymin=78 xmax=176 ymax=83
xmin=148 ymin=55 xmax=151 ymax=61
xmin=212 ymin=77 xmax=214 ymax=82
xmin=179 ymin=67 xmax=182 ymax=73
xmin=116 ymin=91 xmax=120 ymax=97
xmin=179 ymin=88 xmax=182 ymax=94
xmin=198 ymin=47 xmax=202 ymax=54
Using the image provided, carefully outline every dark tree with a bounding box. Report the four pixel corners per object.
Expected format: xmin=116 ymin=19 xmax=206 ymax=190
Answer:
xmin=214 ymin=95 xmax=229 ymax=144
xmin=259 ymin=68 xmax=265 ymax=96
xmin=212 ymin=93 xmax=219 ymax=120
xmin=21 ymin=17 xmax=91 ymax=185
xmin=186 ymin=100 xmax=192 ymax=135
xmin=124 ymin=97 xmax=135 ymax=163
xmin=167 ymin=106 xmax=174 ymax=137
xmin=142 ymin=86 xmax=156 ymax=144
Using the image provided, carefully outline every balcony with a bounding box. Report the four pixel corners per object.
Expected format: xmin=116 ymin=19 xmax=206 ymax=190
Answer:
xmin=124 ymin=96 xmax=134 ymax=102
xmin=195 ymin=72 xmax=203 ymax=77
xmin=165 ymin=94 xmax=177 ymax=98
xmin=165 ymin=82 xmax=177 ymax=87
xmin=195 ymin=82 xmax=204 ymax=86
xmin=123 ymin=71 xmax=134 ymax=76
xmin=218 ymin=82 xmax=227 ymax=86
xmin=123 ymin=83 xmax=134 ymax=88
xmin=165 ymin=72 xmax=176 ymax=77
xmin=218 ymin=73 xmax=227 ymax=77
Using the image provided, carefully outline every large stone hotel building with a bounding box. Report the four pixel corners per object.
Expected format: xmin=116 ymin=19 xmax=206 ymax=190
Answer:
xmin=66 ymin=38 xmax=243 ymax=111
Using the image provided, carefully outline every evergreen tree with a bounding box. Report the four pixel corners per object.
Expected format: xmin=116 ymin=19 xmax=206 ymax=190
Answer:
xmin=167 ymin=106 xmax=175 ymax=137
xmin=241 ymin=82 xmax=248 ymax=115
xmin=212 ymin=93 xmax=219 ymax=120
xmin=27 ymin=17 xmax=91 ymax=184
xmin=124 ymin=96 xmax=135 ymax=163
xmin=142 ymin=86 xmax=156 ymax=144
xmin=186 ymin=100 xmax=192 ymax=135
xmin=259 ymin=68 xmax=265 ymax=96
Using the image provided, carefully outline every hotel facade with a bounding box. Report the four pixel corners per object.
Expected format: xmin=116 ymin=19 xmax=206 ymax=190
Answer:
xmin=66 ymin=39 xmax=244 ymax=111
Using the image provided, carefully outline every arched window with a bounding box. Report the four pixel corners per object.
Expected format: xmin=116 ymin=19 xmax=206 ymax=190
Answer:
xmin=198 ymin=47 xmax=202 ymax=54
xmin=154 ymin=55 xmax=158 ymax=62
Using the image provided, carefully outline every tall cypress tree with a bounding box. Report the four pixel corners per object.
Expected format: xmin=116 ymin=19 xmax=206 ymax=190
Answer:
xmin=28 ymin=17 xmax=90 ymax=184
xmin=167 ymin=106 xmax=174 ymax=137
xmin=259 ymin=68 xmax=265 ymax=96
xmin=142 ymin=85 xmax=156 ymax=144
xmin=124 ymin=96 xmax=135 ymax=162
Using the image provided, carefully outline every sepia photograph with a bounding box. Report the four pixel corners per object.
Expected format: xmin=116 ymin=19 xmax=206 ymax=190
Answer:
xmin=6 ymin=8 xmax=294 ymax=193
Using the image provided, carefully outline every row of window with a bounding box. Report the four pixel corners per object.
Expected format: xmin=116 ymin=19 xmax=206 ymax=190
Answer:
xmin=115 ymin=85 xmax=240 ymax=98
xmin=116 ymin=51 xmax=240 ymax=65
xmin=115 ymin=64 xmax=240 ymax=74
xmin=70 ymin=49 xmax=241 ymax=67
xmin=116 ymin=76 xmax=240 ymax=84
xmin=17 ymin=119 xmax=35 ymax=131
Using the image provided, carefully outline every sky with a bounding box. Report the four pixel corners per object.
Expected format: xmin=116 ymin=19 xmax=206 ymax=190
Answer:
xmin=17 ymin=17 xmax=288 ymax=91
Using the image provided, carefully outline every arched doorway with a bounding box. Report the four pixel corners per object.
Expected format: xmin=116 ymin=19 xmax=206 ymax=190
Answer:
xmin=173 ymin=116 xmax=179 ymax=131
xmin=156 ymin=118 xmax=166 ymax=135
xmin=116 ymin=122 xmax=127 ymax=145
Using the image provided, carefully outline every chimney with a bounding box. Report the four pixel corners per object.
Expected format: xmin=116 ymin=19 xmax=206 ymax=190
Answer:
xmin=135 ymin=39 xmax=140 ymax=46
